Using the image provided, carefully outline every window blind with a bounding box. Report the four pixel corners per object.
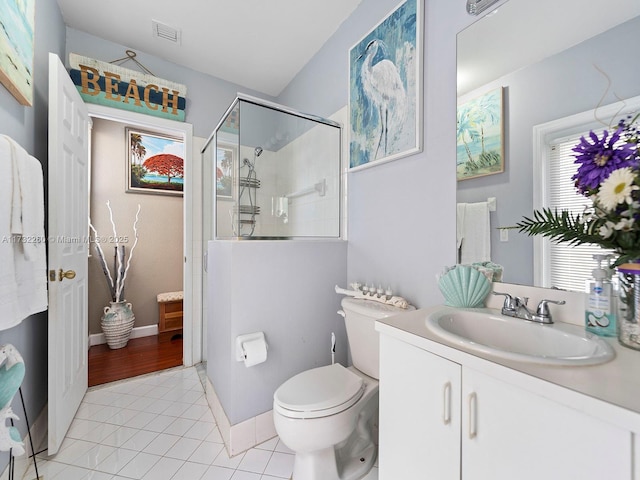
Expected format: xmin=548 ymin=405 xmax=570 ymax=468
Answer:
xmin=546 ymin=136 xmax=613 ymax=291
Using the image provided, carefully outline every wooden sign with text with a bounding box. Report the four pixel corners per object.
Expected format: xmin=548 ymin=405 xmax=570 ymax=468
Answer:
xmin=68 ymin=53 xmax=186 ymax=121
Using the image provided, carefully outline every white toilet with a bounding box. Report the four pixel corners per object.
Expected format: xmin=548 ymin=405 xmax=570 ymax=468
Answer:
xmin=273 ymin=297 xmax=411 ymax=480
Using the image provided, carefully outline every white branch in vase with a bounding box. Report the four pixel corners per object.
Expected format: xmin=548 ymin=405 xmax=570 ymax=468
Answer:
xmin=90 ymin=202 xmax=142 ymax=303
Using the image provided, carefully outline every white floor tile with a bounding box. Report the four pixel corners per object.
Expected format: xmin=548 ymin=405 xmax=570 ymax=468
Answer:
xmin=163 ymin=417 xmax=196 ymax=436
xmin=141 ymin=456 xmax=184 ymax=480
xmin=212 ymin=449 xmax=245 ymax=469
xmin=51 ymin=439 xmax=97 ymax=465
xmin=162 ymin=402 xmax=192 ymax=418
xmin=143 ymin=413 xmax=177 ymax=433
xmin=69 ymin=443 xmax=116 ymax=470
xmin=273 ymin=439 xmax=294 ymax=454
xmin=165 ymin=436 xmax=202 ymax=460
xmin=116 ymin=452 xmax=161 ymax=479
xmin=84 ymin=470 xmax=114 ymax=479
xmin=201 ymin=465 xmax=235 ymax=480
xmin=120 ymin=429 xmax=158 ymax=451
xmin=255 ymin=437 xmax=278 ymax=451
xmin=50 ymin=367 xmax=304 ymax=480
xmin=184 ymin=419 xmax=216 ymax=440
xmin=142 ymin=432 xmax=180 ymax=456
xmin=101 ymin=426 xmax=140 ymax=448
xmin=123 ymin=411 xmax=158 ymax=430
xmin=263 ymin=452 xmax=294 ymax=478
xmin=171 ymin=460 xmax=209 ymax=480
xmin=231 ymin=470 xmax=262 ymax=480
xmin=189 ymin=441 xmax=226 ymax=465
xmin=94 ymin=447 xmax=138 ymax=474
xmin=237 ymin=448 xmax=272 ymax=474
xmin=50 ymin=463 xmax=91 ymax=480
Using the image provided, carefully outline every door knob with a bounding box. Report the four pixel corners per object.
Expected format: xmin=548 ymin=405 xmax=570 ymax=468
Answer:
xmin=58 ymin=269 xmax=76 ymax=281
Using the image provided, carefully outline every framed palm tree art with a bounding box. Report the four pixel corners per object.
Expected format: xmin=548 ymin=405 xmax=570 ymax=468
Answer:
xmin=456 ymin=87 xmax=505 ymax=181
xmin=126 ymin=128 xmax=185 ymax=196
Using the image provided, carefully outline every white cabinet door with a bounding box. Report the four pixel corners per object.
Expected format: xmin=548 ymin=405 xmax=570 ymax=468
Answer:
xmin=379 ymin=335 xmax=461 ymax=479
xmin=462 ymin=367 xmax=632 ymax=480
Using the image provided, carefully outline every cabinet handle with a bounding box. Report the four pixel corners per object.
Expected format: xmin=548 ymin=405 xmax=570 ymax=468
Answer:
xmin=443 ymin=382 xmax=452 ymax=425
xmin=468 ymin=392 xmax=477 ymax=439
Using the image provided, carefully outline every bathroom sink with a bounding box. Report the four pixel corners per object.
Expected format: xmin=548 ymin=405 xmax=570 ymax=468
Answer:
xmin=425 ymin=308 xmax=615 ymax=366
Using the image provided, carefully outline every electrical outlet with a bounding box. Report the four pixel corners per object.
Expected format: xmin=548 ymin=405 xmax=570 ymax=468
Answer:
xmin=500 ymin=228 xmax=509 ymax=242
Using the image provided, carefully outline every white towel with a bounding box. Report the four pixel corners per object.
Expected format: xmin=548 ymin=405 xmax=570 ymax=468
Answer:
xmin=459 ymin=202 xmax=491 ymax=265
xmin=0 ymin=136 xmax=47 ymax=331
xmin=456 ymin=203 xmax=466 ymax=250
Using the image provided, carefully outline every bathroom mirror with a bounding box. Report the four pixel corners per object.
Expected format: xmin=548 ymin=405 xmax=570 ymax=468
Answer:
xmin=456 ymin=0 xmax=640 ymax=287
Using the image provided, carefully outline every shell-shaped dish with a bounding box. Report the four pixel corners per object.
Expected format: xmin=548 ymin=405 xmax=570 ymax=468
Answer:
xmin=438 ymin=265 xmax=491 ymax=308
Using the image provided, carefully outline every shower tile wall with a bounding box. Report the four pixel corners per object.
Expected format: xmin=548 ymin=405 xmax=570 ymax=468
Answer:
xmin=251 ymin=124 xmax=340 ymax=238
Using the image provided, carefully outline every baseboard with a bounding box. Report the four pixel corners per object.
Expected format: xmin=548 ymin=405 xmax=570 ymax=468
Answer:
xmin=89 ymin=324 xmax=158 ymax=346
xmin=204 ymin=376 xmax=276 ymax=457
xmin=0 ymin=403 xmax=47 ymax=480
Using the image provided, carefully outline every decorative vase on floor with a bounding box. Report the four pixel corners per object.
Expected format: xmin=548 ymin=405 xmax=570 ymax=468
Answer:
xmin=616 ymin=263 xmax=640 ymax=351
xmin=101 ymin=301 xmax=135 ymax=349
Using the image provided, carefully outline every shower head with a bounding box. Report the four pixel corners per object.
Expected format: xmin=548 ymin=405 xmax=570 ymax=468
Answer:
xmin=254 ymin=147 xmax=263 ymax=157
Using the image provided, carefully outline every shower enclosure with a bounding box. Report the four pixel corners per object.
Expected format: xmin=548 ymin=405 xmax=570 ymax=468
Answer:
xmin=202 ymin=94 xmax=342 ymax=239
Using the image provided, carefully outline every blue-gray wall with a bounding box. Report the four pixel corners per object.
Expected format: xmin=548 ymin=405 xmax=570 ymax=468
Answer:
xmin=0 ymin=0 xmax=66 ymax=471
xmin=457 ymin=15 xmax=640 ymax=286
xmin=280 ymin=0 xmax=467 ymax=308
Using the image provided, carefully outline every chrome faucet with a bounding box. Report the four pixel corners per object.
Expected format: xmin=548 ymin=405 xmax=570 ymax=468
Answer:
xmin=492 ymin=292 xmax=565 ymax=324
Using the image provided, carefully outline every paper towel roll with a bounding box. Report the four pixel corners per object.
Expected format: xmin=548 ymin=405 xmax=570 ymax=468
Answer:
xmin=242 ymin=338 xmax=268 ymax=367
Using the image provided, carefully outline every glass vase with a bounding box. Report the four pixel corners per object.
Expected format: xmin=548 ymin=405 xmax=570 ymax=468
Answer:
xmin=616 ymin=263 xmax=640 ymax=351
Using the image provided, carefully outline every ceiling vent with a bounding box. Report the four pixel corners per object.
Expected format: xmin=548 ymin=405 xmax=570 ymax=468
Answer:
xmin=152 ymin=20 xmax=181 ymax=44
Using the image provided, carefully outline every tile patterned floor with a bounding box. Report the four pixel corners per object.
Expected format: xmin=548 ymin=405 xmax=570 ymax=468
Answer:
xmin=21 ymin=366 xmax=379 ymax=480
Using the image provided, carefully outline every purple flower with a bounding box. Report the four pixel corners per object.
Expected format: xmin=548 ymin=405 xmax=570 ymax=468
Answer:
xmin=571 ymin=126 xmax=638 ymax=194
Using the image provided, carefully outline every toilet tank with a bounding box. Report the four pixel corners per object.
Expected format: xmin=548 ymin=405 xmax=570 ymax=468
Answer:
xmin=341 ymin=297 xmax=414 ymax=379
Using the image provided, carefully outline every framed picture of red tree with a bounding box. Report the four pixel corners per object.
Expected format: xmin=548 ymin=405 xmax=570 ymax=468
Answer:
xmin=126 ymin=128 xmax=185 ymax=196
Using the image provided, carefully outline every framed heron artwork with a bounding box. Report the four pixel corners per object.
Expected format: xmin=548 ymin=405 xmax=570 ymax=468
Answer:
xmin=348 ymin=0 xmax=423 ymax=171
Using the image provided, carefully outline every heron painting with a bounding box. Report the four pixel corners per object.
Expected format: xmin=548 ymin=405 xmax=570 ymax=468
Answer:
xmin=349 ymin=0 xmax=422 ymax=170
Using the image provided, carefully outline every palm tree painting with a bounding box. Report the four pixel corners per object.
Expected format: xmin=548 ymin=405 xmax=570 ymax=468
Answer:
xmin=126 ymin=128 xmax=184 ymax=196
xmin=349 ymin=0 xmax=422 ymax=170
xmin=456 ymin=87 xmax=505 ymax=181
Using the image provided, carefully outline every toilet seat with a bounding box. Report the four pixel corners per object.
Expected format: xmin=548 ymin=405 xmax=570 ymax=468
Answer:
xmin=274 ymin=363 xmax=365 ymax=419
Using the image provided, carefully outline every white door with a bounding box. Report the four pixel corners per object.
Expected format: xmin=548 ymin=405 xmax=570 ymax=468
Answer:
xmin=47 ymin=52 xmax=90 ymax=455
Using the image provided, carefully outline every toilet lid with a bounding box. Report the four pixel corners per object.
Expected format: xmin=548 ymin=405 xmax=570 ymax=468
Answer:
xmin=274 ymin=364 xmax=364 ymax=419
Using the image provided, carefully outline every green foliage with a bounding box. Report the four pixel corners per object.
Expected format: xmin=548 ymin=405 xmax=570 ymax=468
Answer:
xmin=515 ymin=208 xmax=640 ymax=266
xmin=130 ymin=165 xmax=148 ymax=187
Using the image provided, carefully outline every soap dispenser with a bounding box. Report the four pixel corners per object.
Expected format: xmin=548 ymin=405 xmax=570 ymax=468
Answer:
xmin=585 ymin=254 xmax=617 ymax=337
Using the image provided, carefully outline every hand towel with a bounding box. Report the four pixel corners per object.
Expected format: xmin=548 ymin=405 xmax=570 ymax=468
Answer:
xmin=456 ymin=203 xmax=466 ymax=249
xmin=460 ymin=202 xmax=491 ymax=265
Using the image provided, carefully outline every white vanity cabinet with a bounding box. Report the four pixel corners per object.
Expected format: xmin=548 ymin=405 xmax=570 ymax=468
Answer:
xmin=379 ymin=334 xmax=632 ymax=480
xmin=379 ymin=335 xmax=461 ymax=478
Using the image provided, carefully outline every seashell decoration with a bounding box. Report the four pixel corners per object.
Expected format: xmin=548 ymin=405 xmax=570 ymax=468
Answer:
xmin=438 ymin=265 xmax=491 ymax=308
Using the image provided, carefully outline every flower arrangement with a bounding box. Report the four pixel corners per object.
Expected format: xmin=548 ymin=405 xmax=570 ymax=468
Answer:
xmin=516 ymin=113 xmax=640 ymax=266
xmin=89 ymin=201 xmax=141 ymax=303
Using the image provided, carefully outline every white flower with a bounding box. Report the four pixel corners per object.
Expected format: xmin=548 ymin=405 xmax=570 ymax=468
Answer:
xmin=597 ymin=167 xmax=639 ymax=212
xmin=614 ymin=218 xmax=635 ymax=231
xmin=599 ymin=221 xmax=616 ymax=238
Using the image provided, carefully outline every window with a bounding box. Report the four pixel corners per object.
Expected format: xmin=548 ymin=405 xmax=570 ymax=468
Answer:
xmin=534 ymin=97 xmax=640 ymax=291
xmin=543 ymin=134 xmax=613 ymax=291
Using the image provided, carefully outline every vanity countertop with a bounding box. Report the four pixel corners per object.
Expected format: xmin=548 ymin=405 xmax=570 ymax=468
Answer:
xmin=376 ymin=305 xmax=640 ymax=433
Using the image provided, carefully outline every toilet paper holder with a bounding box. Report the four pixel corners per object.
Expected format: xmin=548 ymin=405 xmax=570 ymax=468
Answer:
xmin=235 ymin=332 xmax=268 ymax=362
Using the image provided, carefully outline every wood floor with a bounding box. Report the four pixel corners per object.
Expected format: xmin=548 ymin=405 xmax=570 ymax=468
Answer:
xmin=88 ymin=335 xmax=183 ymax=387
